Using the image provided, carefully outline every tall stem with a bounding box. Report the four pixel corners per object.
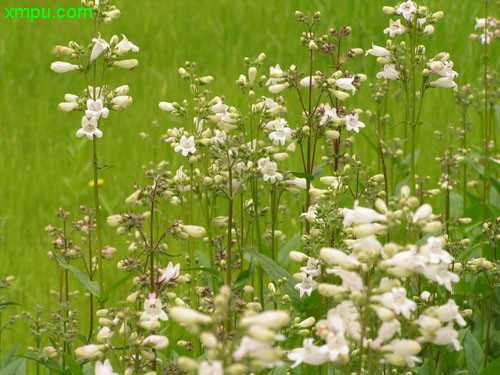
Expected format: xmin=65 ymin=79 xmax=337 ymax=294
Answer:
xmin=481 ymin=0 xmax=490 ymax=257
xmin=92 ymin=137 xmax=104 ymax=306
xmin=409 ymin=25 xmax=417 ymax=193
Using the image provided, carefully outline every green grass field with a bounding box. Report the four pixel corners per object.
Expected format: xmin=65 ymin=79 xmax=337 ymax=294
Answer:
xmin=0 ymin=0 xmax=498 ymax=350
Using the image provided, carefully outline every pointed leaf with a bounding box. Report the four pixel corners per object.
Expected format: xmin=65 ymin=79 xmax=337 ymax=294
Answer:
xmin=53 ymin=254 xmax=100 ymax=297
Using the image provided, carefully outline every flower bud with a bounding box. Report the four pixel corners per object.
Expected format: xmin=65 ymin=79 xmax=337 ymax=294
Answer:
xmin=51 ymin=62 xmax=79 ymax=73
xmin=112 ymin=59 xmax=139 ymax=69
xmin=181 ymin=225 xmax=206 ymax=239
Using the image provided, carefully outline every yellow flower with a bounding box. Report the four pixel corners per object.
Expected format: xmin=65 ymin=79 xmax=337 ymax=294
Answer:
xmin=89 ymin=179 xmax=104 ymax=187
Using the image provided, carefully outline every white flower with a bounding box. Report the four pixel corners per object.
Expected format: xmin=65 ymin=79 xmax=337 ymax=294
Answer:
xmin=175 ymin=135 xmax=196 ymax=156
xmin=342 ymin=202 xmax=386 ymax=227
xmin=300 ymin=257 xmax=321 ymax=277
xmin=288 ymin=339 xmax=329 ymax=367
xmin=384 ymin=19 xmax=407 ymax=37
xmin=480 ymin=31 xmax=493 ymax=45
xmin=266 ymin=64 xmax=284 ymax=85
xmin=319 ymin=103 xmax=339 ymax=126
xmin=268 ymin=118 xmax=293 ymax=145
xmin=376 ymin=64 xmax=400 ymax=80
xmin=365 ymin=43 xmax=390 ymax=57
xmin=324 ymin=332 xmax=349 ymax=361
xmin=198 ymin=361 xmax=223 ymax=375
xmin=437 ymin=300 xmax=466 ymax=326
xmin=77 ymin=116 xmax=102 ymax=140
xmin=382 ymin=339 xmax=421 ymax=367
xmin=213 ymin=130 xmax=227 ymax=144
xmin=430 ymin=324 xmax=461 ymax=350
xmin=420 ymin=263 xmax=458 ymax=291
xmin=143 ymin=335 xmax=169 ymax=350
xmin=295 ymin=274 xmax=318 ymax=298
xmin=301 ymin=205 xmax=319 ymax=223
xmin=51 ymin=62 xmax=79 ymax=73
xmin=430 ymin=76 xmax=457 ymax=90
xmin=475 ymin=17 xmax=487 ymax=29
xmin=111 ymin=95 xmax=133 ymax=108
xmin=396 ymin=1 xmax=416 ymax=21
xmin=95 ymin=359 xmax=118 ymax=375
xmin=257 ymin=157 xmax=283 ymax=184
xmin=372 ymin=320 xmax=401 ymax=349
xmin=335 ymin=77 xmax=356 ymax=94
xmin=86 ymin=99 xmax=109 ymax=120
xmin=115 ymin=34 xmax=139 ymax=54
xmin=413 ymin=203 xmax=432 ymax=222
xmin=344 ymin=113 xmax=366 ymax=133
xmin=157 ymin=262 xmax=180 ymax=284
xmin=169 ymin=307 xmax=211 ymax=325
xmin=140 ymin=293 xmax=168 ymax=322
xmin=90 ymin=34 xmax=110 ymax=64
xmin=373 ymin=287 xmax=416 ymax=319
xmin=419 ymin=237 xmax=453 ymax=265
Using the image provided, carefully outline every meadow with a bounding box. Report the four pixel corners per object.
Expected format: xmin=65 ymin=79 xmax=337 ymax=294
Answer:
xmin=0 ymin=0 xmax=499 ymax=374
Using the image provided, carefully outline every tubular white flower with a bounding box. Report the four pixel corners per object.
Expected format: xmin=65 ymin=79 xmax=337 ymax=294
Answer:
xmin=376 ymin=64 xmax=400 ymax=80
xmin=115 ymin=34 xmax=139 ymax=55
xmin=365 ymin=43 xmax=390 ymax=57
xmin=90 ymin=34 xmax=110 ymax=64
xmin=335 ymin=77 xmax=356 ymax=94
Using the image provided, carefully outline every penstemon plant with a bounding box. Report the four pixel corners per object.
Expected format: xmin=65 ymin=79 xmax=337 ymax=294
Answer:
xmin=50 ymin=0 xmax=139 ymax=312
xmin=5 ymin=1 xmax=500 ymax=375
xmin=367 ymin=1 xmax=458 ymax=194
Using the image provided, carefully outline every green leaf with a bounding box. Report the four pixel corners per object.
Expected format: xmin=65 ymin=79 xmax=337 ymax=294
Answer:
xmin=82 ymin=363 xmax=94 ymax=375
xmin=98 ymin=272 xmax=135 ymax=303
xmin=63 ymin=354 xmax=83 ymax=375
xmin=53 ymin=253 xmax=100 ymax=297
xmin=0 ymin=358 xmax=26 ymax=375
xmin=278 ymin=232 xmax=300 ymax=266
xmin=291 ymin=172 xmax=314 ymax=181
xmin=184 ymin=267 xmax=220 ymax=278
xmin=417 ymin=360 xmax=436 ymax=375
xmin=465 ymin=329 xmax=484 ymax=375
xmin=233 ymin=256 xmax=254 ymax=289
xmin=1 ymin=346 xmax=19 ymax=368
xmin=312 ymin=163 xmax=325 ymax=178
xmin=23 ymin=353 xmax=63 ymax=374
xmin=244 ymin=248 xmax=300 ymax=305
xmin=481 ymin=357 xmax=500 ymax=375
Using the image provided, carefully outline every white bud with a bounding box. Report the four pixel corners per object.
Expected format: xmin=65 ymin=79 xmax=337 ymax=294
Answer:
xmin=112 ymin=59 xmax=139 ymax=69
xmin=51 ymin=62 xmax=79 ymax=73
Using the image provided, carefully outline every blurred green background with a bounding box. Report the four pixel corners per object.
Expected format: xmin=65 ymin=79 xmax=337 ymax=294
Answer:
xmin=0 ymin=0 xmax=498 ymax=349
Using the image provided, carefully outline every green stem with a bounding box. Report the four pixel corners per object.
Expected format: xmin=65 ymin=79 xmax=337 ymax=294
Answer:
xmin=92 ymin=137 xmax=104 ymax=306
xmin=481 ymin=0 xmax=490 ymax=257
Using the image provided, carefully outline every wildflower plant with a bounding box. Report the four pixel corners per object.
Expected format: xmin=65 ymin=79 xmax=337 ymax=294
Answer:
xmin=6 ymin=1 xmax=500 ymax=375
xmin=51 ymin=0 xmax=139 ymax=306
